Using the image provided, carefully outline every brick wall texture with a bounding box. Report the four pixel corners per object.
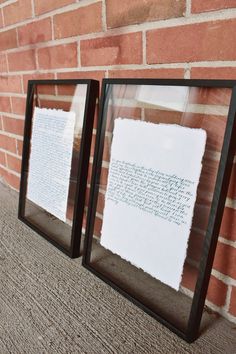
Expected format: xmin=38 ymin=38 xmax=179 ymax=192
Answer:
xmin=0 ymin=0 xmax=236 ymax=324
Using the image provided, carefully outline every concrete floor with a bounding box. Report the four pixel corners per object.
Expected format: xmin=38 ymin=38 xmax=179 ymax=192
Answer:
xmin=0 ymin=182 xmax=236 ymax=353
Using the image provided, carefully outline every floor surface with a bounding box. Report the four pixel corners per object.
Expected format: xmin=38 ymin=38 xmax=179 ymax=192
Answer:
xmin=0 ymin=182 xmax=236 ymax=354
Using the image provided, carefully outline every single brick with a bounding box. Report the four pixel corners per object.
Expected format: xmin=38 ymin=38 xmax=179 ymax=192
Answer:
xmin=0 ymin=55 xmax=7 ymax=72
xmin=0 ymin=134 xmax=16 ymax=153
xmin=8 ymin=50 xmax=36 ymax=72
xmin=16 ymin=140 xmax=23 ymax=157
xmin=147 ymin=19 xmax=236 ymax=63
xmin=11 ymin=97 xmax=26 ymax=116
xmin=0 ymin=151 xmax=6 ymax=166
xmin=191 ymin=67 xmax=236 ymax=79
xmin=34 ymin=0 xmax=75 ymax=15
xmin=2 ymin=116 xmax=24 ymax=136
xmin=0 ymin=97 xmax=11 ymax=113
xmin=54 ymin=3 xmax=102 ymax=39
xmin=0 ymin=29 xmax=17 ymax=51
xmin=6 ymin=154 xmax=21 ymax=174
xmin=106 ymin=0 xmax=185 ymax=28
xmin=18 ymin=18 xmax=52 ymax=46
xmin=192 ymin=0 xmax=236 ymax=14
xmin=220 ymin=207 xmax=236 ymax=242
xmin=0 ymin=76 xmax=22 ymax=94
xmin=3 ymin=0 xmax=32 ymax=26
xmin=144 ymin=108 xmax=182 ymax=125
xmin=207 ymin=275 xmax=228 ymax=307
xmin=213 ymin=242 xmax=236 ymax=279
xmin=5 ymin=171 xmax=20 ymax=190
xmin=37 ymin=43 xmax=77 ymax=69
xmin=229 ymin=286 xmax=236 ymax=317
xmin=0 ymin=9 xmax=3 ymax=28
xmin=81 ymin=33 xmax=142 ymax=66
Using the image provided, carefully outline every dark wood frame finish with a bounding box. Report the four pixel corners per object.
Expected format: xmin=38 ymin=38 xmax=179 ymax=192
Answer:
xmin=82 ymin=78 xmax=236 ymax=342
xmin=18 ymin=79 xmax=99 ymax=258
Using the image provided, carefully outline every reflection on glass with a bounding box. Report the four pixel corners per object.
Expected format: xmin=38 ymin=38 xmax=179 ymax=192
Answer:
xmin=85 ymin=83 xmax=232 ymax=333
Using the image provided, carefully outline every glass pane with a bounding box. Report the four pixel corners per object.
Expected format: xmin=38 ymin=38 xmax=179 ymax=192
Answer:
xmin=22 ymin=83 xmax=87 ymax=251
xmin=85 ymin=83 xmax=232 ymax=332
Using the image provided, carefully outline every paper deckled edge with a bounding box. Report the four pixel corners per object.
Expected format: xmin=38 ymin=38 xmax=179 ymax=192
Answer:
xmin=100 ymin=236 xmax=181 ymax=289
xmin=115 ymin=117 xmax=207 ymax=139
xmin=178 ymin=131 xmax=207 ymax=290
xmin=101 ymin=117 xmax=207 ymax=291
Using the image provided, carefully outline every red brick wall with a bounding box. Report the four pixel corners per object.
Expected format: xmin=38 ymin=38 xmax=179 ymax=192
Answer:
xmin=0 ymin=0 xmax=236 ymax=324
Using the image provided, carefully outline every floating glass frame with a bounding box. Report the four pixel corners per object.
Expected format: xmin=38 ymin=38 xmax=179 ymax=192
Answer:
xmin=18 ymin=79 xmax=99 ymax=258
xmin=82 ymin=78 xmax=236 ymax=342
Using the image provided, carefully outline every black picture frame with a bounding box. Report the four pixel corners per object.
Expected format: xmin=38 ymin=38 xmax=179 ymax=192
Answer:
xmin=82 ymin=78 xmax=236 ymax=342
xmin=18 ymin=79 xmax=99 ymax=258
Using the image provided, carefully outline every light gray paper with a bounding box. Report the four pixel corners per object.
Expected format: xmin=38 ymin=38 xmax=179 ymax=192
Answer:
xmin=27 ymin=107 xmax=75 ymax=222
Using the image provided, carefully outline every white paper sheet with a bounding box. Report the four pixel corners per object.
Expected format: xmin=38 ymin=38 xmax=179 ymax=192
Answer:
xmin=100 ymin=119 xmax=206 ymax=290
xmin=27 ymin=107 xmax=75 ymax=222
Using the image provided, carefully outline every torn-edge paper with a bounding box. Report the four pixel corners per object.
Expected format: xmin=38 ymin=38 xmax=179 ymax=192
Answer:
xmin=100 ymin=118 xmax=206 ymax=290
xmin=27 ymin=107 xmax=75 ymax=222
